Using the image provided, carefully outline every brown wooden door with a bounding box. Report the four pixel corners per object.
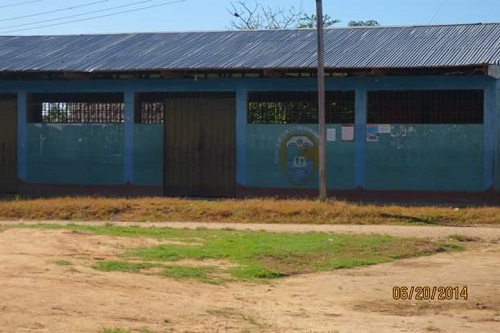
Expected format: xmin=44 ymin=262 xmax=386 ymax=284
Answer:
xmin=0 ymin=97 xmax=17 ymax=193
xmin=164 ymin=93 xmax=236 ymax=197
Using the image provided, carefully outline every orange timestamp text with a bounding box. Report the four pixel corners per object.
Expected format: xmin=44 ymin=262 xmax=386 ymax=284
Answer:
xmin=392 ymin=286 xmax=468 ymax=301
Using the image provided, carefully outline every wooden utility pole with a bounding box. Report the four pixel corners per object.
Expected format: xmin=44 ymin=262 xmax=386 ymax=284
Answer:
xmin=316 ymin=0 xmax=327 ymax=202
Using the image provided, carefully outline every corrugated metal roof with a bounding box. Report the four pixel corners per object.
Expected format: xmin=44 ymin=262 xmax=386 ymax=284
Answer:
xmin=0 ymin=23 xmax=499 ymax=72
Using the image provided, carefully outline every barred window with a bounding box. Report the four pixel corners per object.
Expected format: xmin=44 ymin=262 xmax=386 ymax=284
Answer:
xmin=367 ymin=90 xmax=483 ymax=124
xmin=0 ymin=94 xmax=16 ymax=101
xmin=248 ymin=91 xmax=354 ymax=124
xmin=135 ymin=92 xmax=235 ymax=124
xmin=135 ymin=93 xmax=165 ymax=124
xmin=28 ymin=93 xmax=124 ymax=123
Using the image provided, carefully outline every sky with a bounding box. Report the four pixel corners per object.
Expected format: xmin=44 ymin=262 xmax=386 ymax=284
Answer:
xmin=0 ymin=0 xmax=498 ymax=35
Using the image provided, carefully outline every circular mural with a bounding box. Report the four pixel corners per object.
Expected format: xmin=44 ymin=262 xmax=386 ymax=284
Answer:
xmin=275 ymin=127 xmax=319 ymax=186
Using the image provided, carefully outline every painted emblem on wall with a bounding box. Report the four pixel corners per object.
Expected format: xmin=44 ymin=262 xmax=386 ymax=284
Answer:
xmin=275 ymin=126 xmax=319 ymax=186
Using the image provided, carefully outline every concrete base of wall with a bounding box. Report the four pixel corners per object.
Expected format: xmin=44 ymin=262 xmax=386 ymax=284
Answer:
xmin=13 ymin=181 xmax=500 ymax=206
xmin=235 ymin=185 xmax=500 ymax=206
xmin=17 ymin=181 xmax=163 ymax=198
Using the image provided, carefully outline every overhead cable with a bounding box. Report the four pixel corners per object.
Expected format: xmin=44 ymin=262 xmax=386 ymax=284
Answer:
xmin=1 ymin=0 xmax=186 ymax=34
xmin=0 ymin=0 xmax=111 ymax=23
xmin=0 ymin=0 xmax=155 ymax=30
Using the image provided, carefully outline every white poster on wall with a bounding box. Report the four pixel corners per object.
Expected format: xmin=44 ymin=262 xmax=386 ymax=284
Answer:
xmin=341 ymin=125 xmax=354 ymax=142
xmin=378 ymin=124 xmax=392 ymax=134
xmin=327 ymin=128 xmax=336 ymax=142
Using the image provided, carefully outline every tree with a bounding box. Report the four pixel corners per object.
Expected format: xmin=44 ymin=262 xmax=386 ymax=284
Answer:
xmin=297 ymin=14 xmax=339 ymax=29
xmin=228 ymin=0 xmax=302 ymax=30
xmin=228 ymin=1 xmax=380 ymax=30
xmin=348 ymin=20 xmax=380 ymax=27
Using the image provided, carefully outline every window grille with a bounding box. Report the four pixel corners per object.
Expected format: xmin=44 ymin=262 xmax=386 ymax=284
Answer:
xmin=367 ymin=90 xmax=483 ymax=124
xmin=135 ymin=92 xmax=235 ymax=124
xmin=28 ymin=93 xmax=124 ymax=123
xmin=247 ymin=91 xmax=355 ymax=124
xmin=0 ymin=94 xmax=16 ymax=101
xmin=135 ymin=93 xmax=165 ymax=124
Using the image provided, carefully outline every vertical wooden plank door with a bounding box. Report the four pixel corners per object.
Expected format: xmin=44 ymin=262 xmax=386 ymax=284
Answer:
xmin=0 ymin=96 xmax=18 ymax=193
xmin=164 ymin=93 xmax=236 ymax=197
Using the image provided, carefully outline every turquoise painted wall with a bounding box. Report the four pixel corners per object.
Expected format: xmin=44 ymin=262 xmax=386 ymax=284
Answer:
xmin=26 ymin=124 xmax=124 ymax=184
xmin=496 ymin=83 xmax=500 ymax=191
xmin=4 ymin=75 xmax=497 ymax=194
xmin=132 ymin=124 xmax=163 ymax=186
xmin=246 ymin=124 xmax=356 ymax=190
xmin=365 ymin=125 xmax=483 ymax=191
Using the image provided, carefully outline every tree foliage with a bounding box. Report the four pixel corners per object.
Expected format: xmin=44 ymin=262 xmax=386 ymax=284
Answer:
xmin=229 ymin=1 xmax=340 ymax=30
xmin=348 ymin=20 xmax=380 ymax=27
xmin=297 ymin=14 xmax=340 ymax=29
xmin=228 ymin=1 xmax=380 ymax=30
xmin=228 ymin=0 xmax=302 ymax=30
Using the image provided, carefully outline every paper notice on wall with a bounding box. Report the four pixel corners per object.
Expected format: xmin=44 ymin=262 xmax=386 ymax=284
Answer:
xmin=366 ymin=125 xmax=379 ymax=142
xmin=341 ymin=125 xmax=354 ymax=142
xmin=327 ymin=128 xmax=336 ymax=141
xmin=378 ymin=124 xmax=392 ymax=134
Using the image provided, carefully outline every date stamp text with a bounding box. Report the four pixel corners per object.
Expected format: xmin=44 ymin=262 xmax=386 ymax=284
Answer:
xmin=392 ymin=286 xmax=468 ymax=301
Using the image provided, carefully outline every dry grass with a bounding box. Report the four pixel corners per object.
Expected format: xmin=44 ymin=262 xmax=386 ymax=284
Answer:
xmin=0 ymin=197 xmax=499 ymax=226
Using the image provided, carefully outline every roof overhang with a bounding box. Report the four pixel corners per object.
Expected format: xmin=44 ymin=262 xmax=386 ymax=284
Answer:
xmin=488 ymin=65 xmax=500 ymax=79
xmin=0 ymin=65 xmax=490 ymax=81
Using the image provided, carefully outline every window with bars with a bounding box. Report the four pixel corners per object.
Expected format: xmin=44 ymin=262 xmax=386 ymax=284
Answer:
xmin=367 ymin=90 xmax=484 ymax=124
xmin=135 ymin=92 xmax=235 ymax=124
xmin=0 ymin=94 xmax=16 ymax=101
xmin=135 ymin=93 xmax=165 ymax=124
xmin=28 ymin=93 xmax=124 ymax=123
xmin=247 ymin=91 xmax=355 ymax=124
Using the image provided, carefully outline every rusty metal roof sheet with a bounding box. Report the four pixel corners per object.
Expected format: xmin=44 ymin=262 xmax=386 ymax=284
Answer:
xmin=0 ymin=23 xmax=499 ymax=72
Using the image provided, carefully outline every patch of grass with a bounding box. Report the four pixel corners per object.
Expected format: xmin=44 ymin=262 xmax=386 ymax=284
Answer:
xmin=52 ymin=260 xmax=72 ymax=266
xmin=93 ymin=259 xmax=224 ymax=284
xmin=449 ymin=234 xmax=480 ymax=242
xmin=33 ymin=224 xmax=461 ymax=281
xmin=100 ymin=329 xmax=129 ymax=333
xmin=160 ymin=265 xmax=223 ymax=284
xmin=0 ymin=197 xmax=498 ymax=225
xmin=207 ymin=308 xmax=269 ymax=329
xmin=93 ymin=261 xmax=159 ymax=273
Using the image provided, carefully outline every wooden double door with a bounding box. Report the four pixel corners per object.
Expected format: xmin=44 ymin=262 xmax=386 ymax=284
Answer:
xmin=164 ymin=93 xmax=236 ymax=197
xmin=0 ymin=96 xmax=17 ymax=193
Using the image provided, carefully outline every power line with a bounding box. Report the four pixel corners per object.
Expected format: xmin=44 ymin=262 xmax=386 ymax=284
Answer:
xmin=0 ymin=0 xmax=155 ymax=30
xmin=1 ymin=0 xmax=186 ymax=34
xmin=0 ymin=0 xmax=42 ymax=9
xmin=0 ymin=0 xmax=111 ymax=23
xmin=429 ymin=0 xmax=449 ymax=24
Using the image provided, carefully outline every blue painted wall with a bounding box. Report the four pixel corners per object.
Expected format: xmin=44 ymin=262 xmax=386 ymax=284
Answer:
xmin=132 ymin=124 xmax=163 ymax=186
xmin=0 ymin=75 xmax=497 ymax=193
xmin=26 ymin=124 xmax=124 ymax=184
xmin=364 ymin=125 xmax=483 ymax=191
xmin=496 ymin=80 xmax=500 ymax=191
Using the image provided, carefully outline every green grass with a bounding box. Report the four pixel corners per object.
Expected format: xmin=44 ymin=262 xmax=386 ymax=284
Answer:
xmin=207 ymin=308 xmax=269 ymax=329
xmin=93 ymin=260 xmax=223 ymax=284
xmin=100 ymin=329 xmax=129 ymax=333
xmin=93 ymin=261 xmax=158 ymax=273
xmin=52 ymin=260 xmax=72 ymax=266
xmin=100 ymin=328 xmax=154 ymax=333
xmin=160 ymin=265 xmax=221 ymax=284
xmin=449 ymin=234 xmax=480 ymax=242
xmin=27 ymin=224 xmax=462 ymax=282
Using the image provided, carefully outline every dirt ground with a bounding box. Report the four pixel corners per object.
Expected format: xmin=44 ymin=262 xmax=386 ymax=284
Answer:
xmin=0 ymin=225 xmax=499 ymax=333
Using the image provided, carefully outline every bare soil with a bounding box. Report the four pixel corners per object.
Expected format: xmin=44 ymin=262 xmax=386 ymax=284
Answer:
xmin=0 ymin=226 xmax=498 ymax=333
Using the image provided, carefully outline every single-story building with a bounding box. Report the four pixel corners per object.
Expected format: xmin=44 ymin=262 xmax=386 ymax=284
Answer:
xmin=0 ymin=23 xmax=499 ymax=200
